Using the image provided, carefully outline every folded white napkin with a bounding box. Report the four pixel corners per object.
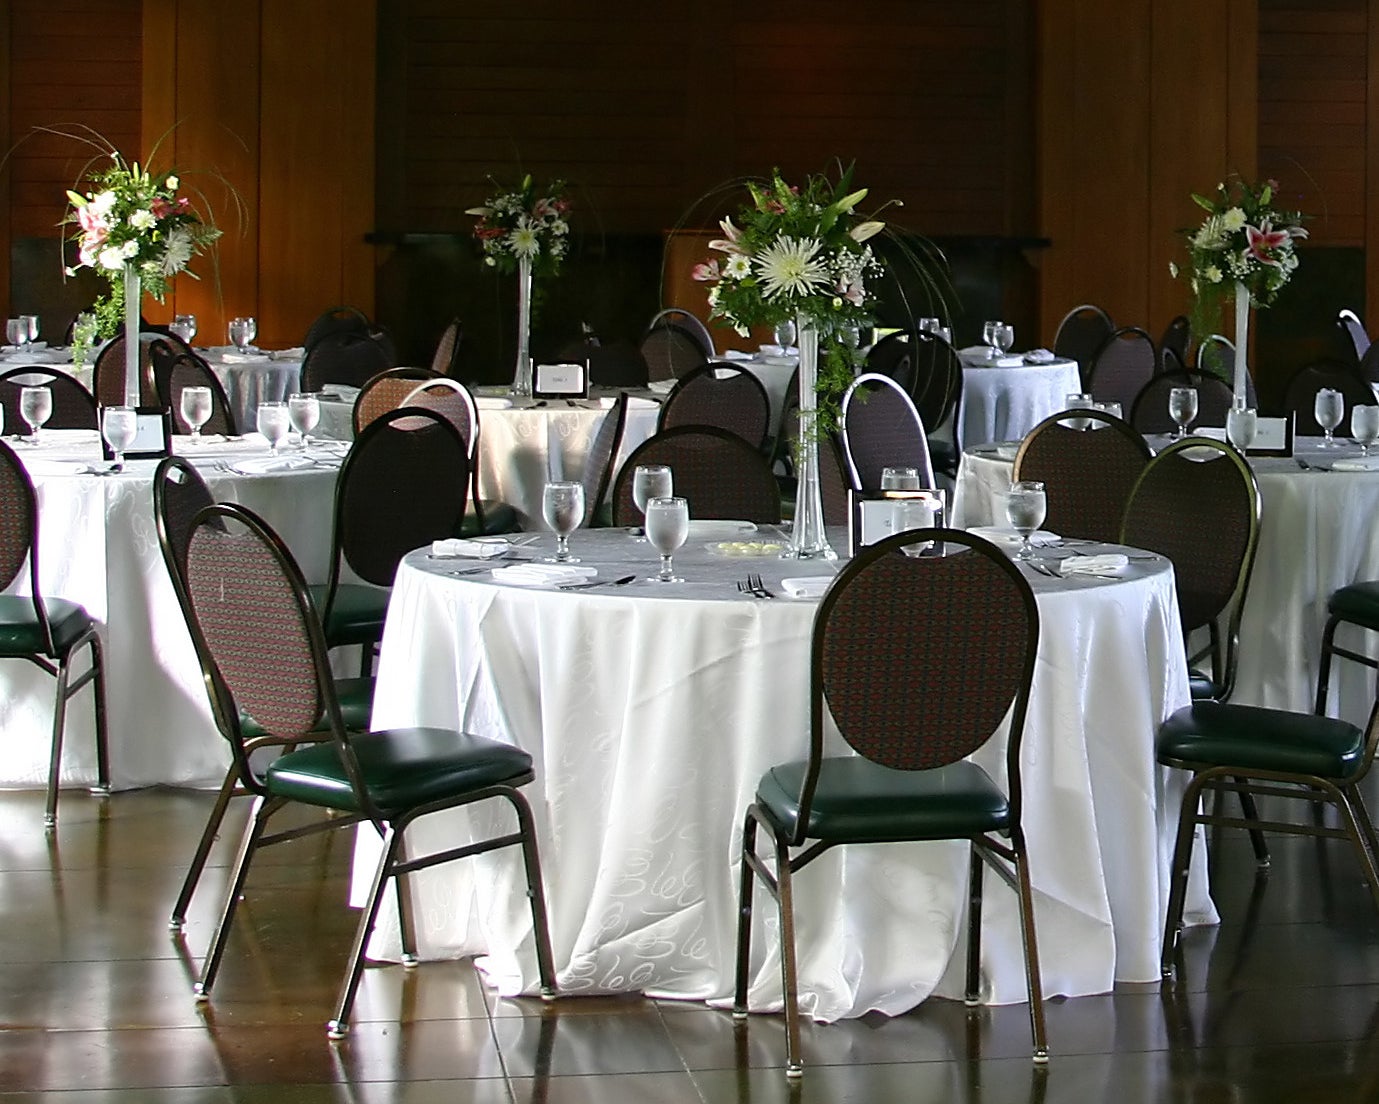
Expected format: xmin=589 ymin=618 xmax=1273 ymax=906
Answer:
xmin=475 ymin=396 xmax=513 ymax=410
xmin=761 ymin=354 xmax=797 ymax=366
xmin=721 ymin=349 xmax=753 ymax=360
xmin=687 ymin=520 xmax=757 ymax=538
xmin=1058 ymin=554 xmax=1129 ymax=577
xmin=991 ymin=355 xmax=1025 ymax=368
xmin=229 ymin=455 xmax=315 ymax=474
xmin=270 ymin=347 xmax=306 ymax=360
xmin=1330 ymin=457 xmax=1379 ymax=472
xmin=220 ymin=352 xmax=271 ymax=364
xmin=21 ymin=459 xmax=89 ymax=476
xmin=1024 ymin=348 xmax=1056 ymax=364
xmin=758 ymin=344 xmax=784 ymax=356
xmin=431 ymin=538 xmax=510 ymax=559
xmin=647 ymin=379 xmax=676 ymax=394
xmin=960 ymin=345 xmax=993 ymax=359
xmin=781 ymin=576 xmax=834 ymax=599
xmin=626 ymin=395 xmax=660 ymax=409
xmin=965 ymin=526 xmax=1060 ymax=548
xmin=491 ymin=563 xmax=597 ymax=587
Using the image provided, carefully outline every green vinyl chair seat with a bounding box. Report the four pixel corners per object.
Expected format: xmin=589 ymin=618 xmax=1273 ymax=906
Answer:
xmin=240 ymin=676 xmax=375 ymax=739
xmin=265 ymin=727 xmax=533 ymax=815
xmin=306 ymin=583 xmax=389 ymax=647
xmin=1157 ymin=701 xmax=1365 ymax=779
xmin=0 ymin=595 xmax=96 ymax=656
xmin=1327 ymin=581 xmax=1379 ymax=629
xmin=757 ymin=757 xmax=1010 ymax=841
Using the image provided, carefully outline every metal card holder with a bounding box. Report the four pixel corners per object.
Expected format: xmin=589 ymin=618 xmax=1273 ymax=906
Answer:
xmin=101 ymin=406 xmax=172 ymax=460
xmin=533 ymin=362 xmax=589 ymax=399
xmin=847 ymin=488 xmax=948 ymax=557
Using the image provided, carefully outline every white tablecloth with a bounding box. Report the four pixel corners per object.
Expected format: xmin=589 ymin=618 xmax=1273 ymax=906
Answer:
xmin=952 ymin=437 xmax=1379 ymax=728
xmin=355 ymin=528 xmax=1209 ymax=1017
xmin=200 ymin=351 xmax=303 ymax=434
xmin=958 ymin=354 xmax=1082 ymax=448
xmin=0 ymin=430 xmax=345 ymax=790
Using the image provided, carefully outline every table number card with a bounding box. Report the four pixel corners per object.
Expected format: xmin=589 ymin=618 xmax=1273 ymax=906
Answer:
xmin=104 ymin=407 xmax=172 ymax=460
xmin=534 ymin=362 xmax=588 ymax=398
xmin=1247 ymin=414 xmax=1293 ymax=457
xmin=848 ymin=489 xmax=946 ymax=556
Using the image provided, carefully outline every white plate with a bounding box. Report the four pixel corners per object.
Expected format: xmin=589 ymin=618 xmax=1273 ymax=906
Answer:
xmin=706 ymin=540 xmax=784 ymax=557
xmin=687 ymin=520 xmax=758 ymax=539
xmin=965 ymin=526 xmax=1060 ymax=548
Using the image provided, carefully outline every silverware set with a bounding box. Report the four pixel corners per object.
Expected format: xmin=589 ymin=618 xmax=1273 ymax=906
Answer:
xmin=558 ymin=574 xmax=636 ymax=591
xmin=737 ymin=573 xmax=775 ymax=599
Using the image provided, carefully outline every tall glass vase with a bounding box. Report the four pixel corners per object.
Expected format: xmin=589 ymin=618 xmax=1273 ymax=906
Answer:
xmin=784 ymin=315 xmax=836 ymax=561
xmin=511 ymin=255 xmax=533 ymax=397
xmin=123 ymin=263 xmax=141 ymax=408
xmin=1232 ymin=280 xmax=1250 ymax=410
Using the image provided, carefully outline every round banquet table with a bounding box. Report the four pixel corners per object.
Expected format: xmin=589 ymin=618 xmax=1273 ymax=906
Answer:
xmin=354 ymin=526 xmax=1211 ymax=1019
xmin=952 ymin=435 xmax=1379 ymax=728
xmin=0 ymin=429 xmax=350 ymax=791
xmin=200 ymin=347 xmax=305 ymax=434
xmin=957 ymin=352 xmax=1083 ymax=448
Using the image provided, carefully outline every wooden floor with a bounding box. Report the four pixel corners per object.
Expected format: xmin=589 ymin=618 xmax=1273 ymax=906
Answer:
xmin=3 ymin=785 xmax=1379 ymax=1102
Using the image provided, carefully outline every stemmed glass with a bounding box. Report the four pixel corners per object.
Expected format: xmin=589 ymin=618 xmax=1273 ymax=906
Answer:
xmin=256 ymin=401 xmax=291 ymax=454
xmin=1315 ymin=388 xmax=1344 ymax=448
xmin=881 ymin=466 xmax=922 ymax=492
xmin=917 ymin=317 xmax=942 ymax=335
xmin=773 ymin=320 xmax=797 ymax=348
xmin=20 ymin=316 xmax=39 ymax=345
xmin=993 ymin=323 xmax=1015 ymax=357
xmin=1227 ymin=407 xmax=1258 ymax=452
xmin=645 ymin=496 xmax=690 ymax=583
xmin=982 ymin=320 xmax=1005 ymax=360
xmin=632 ymin=464 xmax=672 ymax=539
xmin=228 ymin=317 xmax=257 ymax=352
xmin=6 ymin=318 xmax=30 ymax=350
xmin=170 ymin=314 xmax=198 ymax=345
xmin=101 ymin=406 xmax=138 ymax=472
xmin=1168 ymin=386 xmax=1199 ymax=439
xmin=180 ymin=386 xmax=213 ymax=440
xmin=289 ymin=393 xmax=320 ymax=448
xmin=1004 ymin=480 xmax=1047 ymax=562
xmin=1352 ymin=404 xmax=1379 ymax=457
xmin=19 ymin=385 xmax=51 ymax=444
xmin=543 ymin=481 xmax=586 ymax=563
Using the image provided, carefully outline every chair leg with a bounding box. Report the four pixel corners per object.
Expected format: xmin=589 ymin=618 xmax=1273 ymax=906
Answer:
xmin=45 ymin=655 xmax=74 ymax=829
xmin=1161 ymin=772 xmax=1209 ymax=980
xmin=770 ymin=825 xmax=803 ymax=1080
xmin=1236 ymin=785 xmax=1271 ymax=869
xmin=964 ymin=844 xmax=984 ymax=1006
xmin=170 ymin=765 xmax=241 ymax=930
xmin=1351 ymin=787 xmax=1379 ymax=875
xmin=194 ymin=794 xmax=280 ymax=1001
xmin=1315 ymin=614 xmax=1341 ymax=715
xmin=509 ymin=789 xmax=557 ymax=997
xmin=329 ymin=821 xmax=405 ymax=1040
xmin=1336 ymin=786 xmax=1379 ymax=919
xmin=733 ymin=811 xmax=761 ymax=1016
xmin=1010 ymin=839 xmax=1049 ymax=1064
xmin=87 ymin=634 xmax=110 ymax=796
xmin=393 ymin=832 xmax=419 ymax=968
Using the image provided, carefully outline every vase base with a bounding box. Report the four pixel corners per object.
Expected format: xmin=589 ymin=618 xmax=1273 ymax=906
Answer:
xmin=780 ymin=545 xmax=838 ymax=562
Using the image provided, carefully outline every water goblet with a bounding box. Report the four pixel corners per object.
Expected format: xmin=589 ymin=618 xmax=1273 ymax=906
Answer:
xmin=631 ymin=464 xmax=672 ymax=540
xmin=101 ymin=406 xmax=138 ymax=472
xmin=256 ymin=401 xmax=291 ymax=455
xmin=1352 ymin=404 xmax=1379 ymax=457
xmin=19 ymin=315 xmax=39 ymax=344
xmin=228 ymin=316 xmax=257 ymax=352
xmin=1004 ymin=480 xmax=1047 ymax=562
xmin=645 ymin=496 xmax=690 ymax=583
xmin=982 ymin=320 xmax=1003 ymax=360
xmin=180 ymin=386 xmax=213 ymax=440
xmin=6 ymin=318 xmax=30 ymax=349
xmin=1168 ymin=387 xmax=1199 ymax=439
xmin=880 ymin=466 xmax=923 ymax=492
xmin=19 ymin=385 xmax=51 ymax=443
xmin=542 ymin=481 xmax=586 ymax=563
xmin=1093 ymin=400 xmax=1123 ymax=422
xmin=1226 ymin=406 xmax=1259 ymax=453
xmin=1065 ymin=392 xmax=1094 ymax=431
xmin=288 ymin=393 xmax=320 ymax=448
xmin=993 ymin=323 xmax=1015 ymax=356
xmin=917 ymin=317 xmax=942 ymax=335
xmin=1315 ymin=388 xmax=1345 ymax=448
xmin=773 ymin=319 xmax=797 ymax=348
xmin=170 ymin=314 xmax=198 ymax=345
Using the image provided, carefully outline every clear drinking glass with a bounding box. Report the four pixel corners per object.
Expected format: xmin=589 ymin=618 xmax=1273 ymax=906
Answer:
xmin=19 ymin=315 xmax=39 ymax=344
xmin=917 ymin=317 xmax=941 ymax=335
xmin=228 ymin=317 xmax=257 ymax=352
xmin=982 ymin=320 xmax=1003 ymax=359
xmin=1094 ymin=400 xmax=1123 ymax=421
xmin=1065 ymin=392 xmax=1094 ymax=431
xmin=631 ymin=464 xmax=672 ymax=538
xmin=645 ymin=496 xmax=690 ymax=582
xmin=180 ymin=386 xmax=213 ymax=440
xmin=288 ymin=393 xmax=320 ymax=447
xmin=1168 ymin=387 xmax=1199 ymax=439
xmin=101 ymin=406 xmax=138 ymax=471
xmin=880 ymin=466 xmax=923 ymax=491
xmin=1315 ymin=388 xmax=1345 ymax=448
xmin=6 ymin=318 xmax=30 ymax=349
xmin=1226 ymin=407 xmax=1259 ymax=452
xmin=993 ymin=323 xmax=1015 ymax=356
xmin=256 ymin=401 xmax=291 ymax=454
xmin=170 ymin=314 xmax=198 ymax=345
xmin=542 ymin=481 xmax=586 ymax=563
xmin=1004 ymin=480 xmax=1047 ymax=562
xmin=1352 ymin=404 xmax=1379 ymax=457
xmin=19 ymin=385 xmax=51 ymax=443
xmin=773 ymin=319 xmax=797 ymax=348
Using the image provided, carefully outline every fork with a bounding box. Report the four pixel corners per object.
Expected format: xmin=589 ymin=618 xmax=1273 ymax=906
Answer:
xmin=747 ymin=572 xmax=775 ymax=599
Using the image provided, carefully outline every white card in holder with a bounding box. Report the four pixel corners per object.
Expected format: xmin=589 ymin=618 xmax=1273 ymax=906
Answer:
xmin=534 ymin=362 xmax=587 ymax=398
xmin=1248 ymin=415 xmax=1292 ymax=456
xmin=848 ymin=489 xmax=946 ymax=556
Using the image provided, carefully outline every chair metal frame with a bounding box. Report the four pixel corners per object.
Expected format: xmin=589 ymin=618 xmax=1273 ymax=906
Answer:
xmin=839 ymin=371 xmax=936 ymax=491
xmin=656 ymin=361 xmax=773 ymax=451
xmin=610 ymin=425 xmax=782 ymax=525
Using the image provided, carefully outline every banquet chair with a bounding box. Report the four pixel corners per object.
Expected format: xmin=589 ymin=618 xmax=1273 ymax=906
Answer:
xmin=1160 ymin=315 xmax=1191 ymax=372
xmin=152 ymin=457 xmax=375 ymax=930
xmin=429 ymin=318 xmax=463 ymax=376
xmin=302 ymin=330 xmax=397 ymax=393
xmin=0 ymin=367 xmax=97 ymax=431
xmin=657 ymin=362 xmax=772 ymax=451
xmin=351 ymin=366 xmax=442 ymax=435
xmin=93 ymin=331 xmax=161 ymax=408
xmin=611 ymin=426 xmax=781 ymax=525
xmin=641 ymin=309 xmax=714 ymax=381
xmin=1052 ymin=303 xmax=1114 ymax=380
xmin=0 ymin=439 xmax=108 ymax=826
xmin=1128 ymin=370 xmax=1234 ymax=437
xmin=580 ymin=390 xmax=628 ymax=526
xmin=154 ymin=352 xmax=237 ymax=435
xmin=316 ymin=407 xmax=472 ymax=676
xmin=733 ymin=529 xmax=1047 ymax=1076
xmin=1193 ymin=335 xmax=1259 ymax=408
xmin=1012 ymin=408 xmax=1151 ymax=543
xmin=399 ymin=377 xmax=518 ymax=537
xmin=181 ymin=501 xmax=555 ymax=1037
xmin=864 ymin=331 xmax=917 ymax=396
xmin=1338 ymin=308 xmax=1370 ymax=364
xmin=910 ymin=331 xmax=964 ymax=475
xmin=839 ymin=372 xmax=936 ymax=491
xmin=1086 ymin=326 xmax=1157 ymax=413
xmin=1316 ymin=580 xmax=1379 ymax=718
xmin=1282 ymin=361 xmax=1376 ymax=437
xmin=304 ymin=305 xmax=372 ymax=352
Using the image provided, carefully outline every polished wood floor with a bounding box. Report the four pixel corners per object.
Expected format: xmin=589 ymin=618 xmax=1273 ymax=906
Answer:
xmin=3 ymin=784 xmax=1379 ymax=1102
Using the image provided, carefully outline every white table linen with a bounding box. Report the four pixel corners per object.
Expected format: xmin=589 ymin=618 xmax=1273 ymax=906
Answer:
xmin=952 ymin=437 xmax=1379 ymax=728
xmin=0 ymin=346 xmax=93 ymax=394
xmin=0 ymin=430 xmax=346 ymax=790
xmin=957 ymin=353 xmax=1082 ymax=448
xmin=200 ymin=349 xmax=303 ymax=434
xmin=354 ymin=528 xmax=1209 ymax=1018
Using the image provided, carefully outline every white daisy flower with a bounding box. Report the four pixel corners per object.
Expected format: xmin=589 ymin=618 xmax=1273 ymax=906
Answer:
xmin=755 ymin=236 xmax=829 ymax=300
xmin=724 ymin=254 xmax=752 ymax=279
xmin=128 ymin=209 xmax=156 ymax=231
xmin=510 ymin=220 xmax=541 ymax=258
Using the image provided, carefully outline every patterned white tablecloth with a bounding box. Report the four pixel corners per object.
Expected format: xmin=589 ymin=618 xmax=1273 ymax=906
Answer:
xmin=353 ymin=528 xmax=1209 ymax=1018
xmin=200 ymin=348 xmax=304 ymax=434
xmin=958 ymin=353 xmax=1083 ymax=448
xmin=0 ymin=429 xmax=347 ymax=790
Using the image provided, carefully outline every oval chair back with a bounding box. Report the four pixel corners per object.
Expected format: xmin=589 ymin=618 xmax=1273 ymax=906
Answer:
xmin=839 ymin=372 xmax=935 ymax=491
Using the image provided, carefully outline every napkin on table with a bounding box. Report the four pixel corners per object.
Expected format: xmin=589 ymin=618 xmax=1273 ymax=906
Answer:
xmin=270 ymin=347 xmax=307 ymax=360
xmin=491 ymin=563 xmax=598 ymax=587
xmin=475 ymin=396 xmax=513 ymax=410
xmin=1329 ymin=457 xmax=1379 ymax=472
xmin=220 ymin=352 xmax=271 ymax=364
xmin=781 ymin=576 xmax=834 ymax=600
xmin=228 ymin=455 xmax=315 ymax=475
xmin=626 ymin=395 xmax=660 ymax=409
xmin=1024 ymin=348 xmax=1056 ymax=364
xmin=430 ymin=538 xmax=511 ymax=559
xmin=22 ymin=459 xmax=90 ymax=476
xmin=1057 ymin=554 xmax=1129 ymax=577
xmin=965 ymin=526 xmax=1060 ymax=548
xmin=721 ymin=349 xmax=753 ymax=360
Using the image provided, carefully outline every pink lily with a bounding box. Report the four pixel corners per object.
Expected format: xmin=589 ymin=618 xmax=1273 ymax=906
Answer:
xmin=1246 ymin=222 xmax=1290 ymax=266
xmin=691 ymin=260 xmax=720 ymax=282
xmin=708 ymin=217 xmax=746 ymax=256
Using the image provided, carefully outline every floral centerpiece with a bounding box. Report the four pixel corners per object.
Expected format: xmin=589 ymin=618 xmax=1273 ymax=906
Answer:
xmin=1173 ymin=177 xmax=1307 ymax=405
xmin=467 ymin=174 xmax=572 ymax=394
